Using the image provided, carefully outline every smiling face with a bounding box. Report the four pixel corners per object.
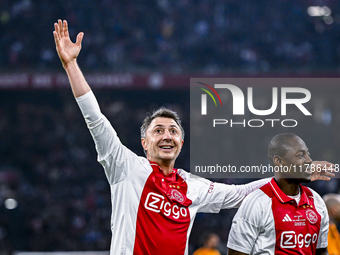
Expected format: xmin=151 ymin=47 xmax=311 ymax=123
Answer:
xmin=141 ymin=117 xmax=184 ymax=167
xmin=273 ymin=136 xmax=313 ymax=182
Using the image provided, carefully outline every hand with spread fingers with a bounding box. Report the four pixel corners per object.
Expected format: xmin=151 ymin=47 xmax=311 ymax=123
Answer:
xmin=53 ymin=19 xmax=84 ymax=67
xmin=309 ymin=161 xmax=335 ymax=181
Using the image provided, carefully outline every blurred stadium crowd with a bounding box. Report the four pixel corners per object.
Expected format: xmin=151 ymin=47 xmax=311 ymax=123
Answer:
xmin=1 ymin=0 xmax=340 ymax=73
xmin=1 ymin=0 xmax=340 ymax=254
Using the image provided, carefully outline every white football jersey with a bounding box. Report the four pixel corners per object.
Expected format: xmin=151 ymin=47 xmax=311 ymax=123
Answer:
xmin=227 ymin=178 xmax=329 ymax=255
xmin=76 ymin=91 xmax=270 ymax=255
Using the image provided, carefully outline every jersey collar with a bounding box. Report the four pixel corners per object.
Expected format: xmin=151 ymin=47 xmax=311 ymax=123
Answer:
xmin=149 ymin=161 xmax=192 ymax=207
xmin=269 ymin=178 xmax=312 ymax=206
xmin=149 ymin=161 xmax=178 ymax=180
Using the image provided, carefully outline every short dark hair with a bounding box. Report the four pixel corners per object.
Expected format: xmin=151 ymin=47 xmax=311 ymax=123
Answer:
xmin=268 ymin=133 xmax=298 ymax=166
xmin=140 ymin=107 xmax=185 ymax=140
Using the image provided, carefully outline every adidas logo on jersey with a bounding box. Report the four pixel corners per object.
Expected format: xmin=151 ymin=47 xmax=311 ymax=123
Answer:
xmin=282 ymin=214 xmax=292 ymax=222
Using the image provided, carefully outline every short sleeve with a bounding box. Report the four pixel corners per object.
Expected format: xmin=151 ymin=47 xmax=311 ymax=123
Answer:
xmin=227 ymin=190 xmax=269 ymax=254
xmin=312 ymin=190 xmax=329 ymax=249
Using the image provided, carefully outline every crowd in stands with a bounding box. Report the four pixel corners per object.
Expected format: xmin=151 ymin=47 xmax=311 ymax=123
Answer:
xmin=0 ymin=87 xmax=339 ymax=254
xmin=1 ymin=0 xmax=340 ymax=73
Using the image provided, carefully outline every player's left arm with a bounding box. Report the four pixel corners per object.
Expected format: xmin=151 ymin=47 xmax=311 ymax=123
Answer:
xmin=227 ymin=190 xmax=267 ymax=254
xmin=195 ymin=177 xmax=271 ymax=212
xmin=310 ymin=161 xmax=335 ymax=181
xmin=313 ymin=189 xmax=330 ymax=253
xmin=315 ymin=248 xmax=327 ymax=255
xmin=220 ymin=178 xmax=271 ymax=209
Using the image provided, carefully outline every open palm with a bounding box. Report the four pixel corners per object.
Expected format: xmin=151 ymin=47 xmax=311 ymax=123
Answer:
xmin=310 ymin=161 xmax=335 ymax=181
xmin=53 ymin=19 xmax=84 ymax=66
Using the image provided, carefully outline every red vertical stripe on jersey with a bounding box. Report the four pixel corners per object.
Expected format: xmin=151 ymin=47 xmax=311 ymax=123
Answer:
xmin=133 ymin=163 xmax=192 ymax=255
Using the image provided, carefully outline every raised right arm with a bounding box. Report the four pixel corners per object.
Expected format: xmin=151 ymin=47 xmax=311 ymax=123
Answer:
xmin=53 ymin=19 xmax=138 ymax=184
xmin=53 ymin=19 xmax=89 ymax=98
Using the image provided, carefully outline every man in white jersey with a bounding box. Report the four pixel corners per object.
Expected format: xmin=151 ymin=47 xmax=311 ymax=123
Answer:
xmin=227 ymin=133 xmax=331 ymax=255
xmin=53 ymin=20 xmax=334 ymax=255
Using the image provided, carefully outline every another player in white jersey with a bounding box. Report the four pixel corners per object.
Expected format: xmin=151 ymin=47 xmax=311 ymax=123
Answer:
xmin=53 ymin=20 xmax=334 ymax=255
xmin=227 ymin=133 xmax=331 ymax=255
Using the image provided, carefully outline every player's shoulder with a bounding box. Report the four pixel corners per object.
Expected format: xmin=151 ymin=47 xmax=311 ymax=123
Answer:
xmin=177 ymin=168 xmax=189 ymax=178
xmin=235 ymin=188 xmax=272 ymax=222
xmin=177 ymin=170 xmax=220 ymax=197
xmin=177 ymin=169 xmax=211 ymax=185
xmin=138 ymin=156 xmax=151 ymax=165
xmin=303 ymin=186 xmax=322 ymax=201
xmin=245 ymin=188 xmax=270 ymax=203
xmin=304 ymin=186 xmax=327 ymax=208
xmin=239 ymin=188 xmax=272 ymax=213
